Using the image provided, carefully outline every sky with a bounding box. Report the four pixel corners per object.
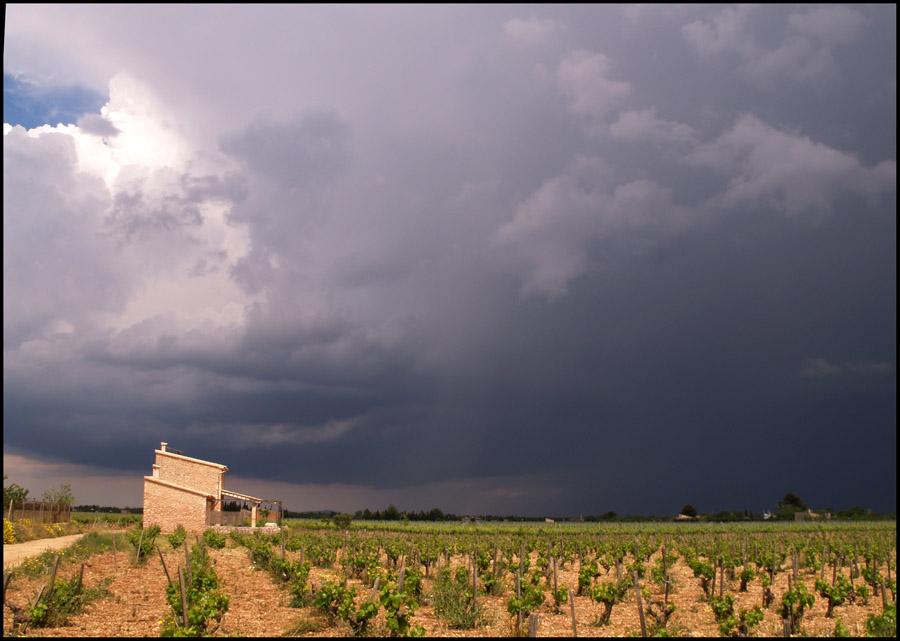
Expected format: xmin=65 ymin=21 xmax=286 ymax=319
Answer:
xmin=3 ymin=4 xmax=896 ymax=517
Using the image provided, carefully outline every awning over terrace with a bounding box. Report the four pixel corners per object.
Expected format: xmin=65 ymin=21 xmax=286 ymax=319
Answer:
xmin=214 ymin=490 xmax=283 ymax=527
xmin=220 ymin=489 xmax=263 ymax=503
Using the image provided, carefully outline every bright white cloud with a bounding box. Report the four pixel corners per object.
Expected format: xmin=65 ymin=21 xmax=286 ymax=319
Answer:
xmin=4 ymin=73 xmax=253 ymax=350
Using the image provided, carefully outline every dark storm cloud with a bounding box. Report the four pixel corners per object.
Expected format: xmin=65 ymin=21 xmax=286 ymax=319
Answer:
xmin=3 ymin=5 xmax=895 ymax=515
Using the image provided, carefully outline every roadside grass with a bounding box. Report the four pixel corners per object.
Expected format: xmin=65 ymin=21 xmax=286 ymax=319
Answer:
xmin=4 ymin=518 xmax=83 ymax=545
xmin=11 ymin=531 xmax=133 ymax=578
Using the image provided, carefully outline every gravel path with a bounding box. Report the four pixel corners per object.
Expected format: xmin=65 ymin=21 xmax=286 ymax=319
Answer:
xmin=3 ymin=533 xmax=89 ymax=570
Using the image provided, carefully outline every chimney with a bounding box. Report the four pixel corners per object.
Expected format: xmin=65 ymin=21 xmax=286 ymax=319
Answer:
xmin=160 ymin=442 xmax=167 ymax=452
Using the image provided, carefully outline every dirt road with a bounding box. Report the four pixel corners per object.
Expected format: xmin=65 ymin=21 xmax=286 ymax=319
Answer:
xmin=4 ymin=534 xmax=90 ymax=570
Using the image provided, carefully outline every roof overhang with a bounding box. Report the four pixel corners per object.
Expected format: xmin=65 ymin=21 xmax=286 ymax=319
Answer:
xmin=144 ymin=476 xmax=216 ymax=499
xmin=220 ymin=489 xmax=264 ymax=503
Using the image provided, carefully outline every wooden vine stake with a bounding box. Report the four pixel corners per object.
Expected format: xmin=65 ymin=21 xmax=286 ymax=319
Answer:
xmin=820 ymin=539 xmax=827 ymax=582
xmin=135 ymin=527 xmax=145 ymax=564
xmin=472 ymin=552 xmax=477 ymax=613
xmin=178 ymin=566 xmax=189 ymax=629
xmin=634 ymin=570 xmax=647 ymax=638
xmin=516 ymin=570 xmax=523 ymax=633
xmin=569 ymin=585 xmax=578 ymax=637
xmin=792 ymin=550 xmax=798 ymax=586
xmin=663 ymin=541 xmax=670 ymax=606
xmin=112 ymin=534 xmax=118 ymax=573
xmin=546 ymin=540 xmax=552 ymax=578
xmin=47 ymin=555 xmax=61 ymax=598
xmin=553 ymin=556 xmax=558 ymax=600
xmin=832 ymin=551 xmax=838 ymax=586
xmin=528 ymin=613 xmax=539 ymax=637
xmin=157 ymin=545 xmax=172 ymax=586
xmin=3 ymin=572 xmax=12 ymax=603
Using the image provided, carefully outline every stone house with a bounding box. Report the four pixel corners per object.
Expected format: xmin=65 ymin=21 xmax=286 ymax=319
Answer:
xmin=143 ymin=442 xmax=268 ymax=532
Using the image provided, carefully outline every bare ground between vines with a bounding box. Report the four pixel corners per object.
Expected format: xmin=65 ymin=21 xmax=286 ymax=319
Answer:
xmin=3 ymin=540 xmax=894 ymax=637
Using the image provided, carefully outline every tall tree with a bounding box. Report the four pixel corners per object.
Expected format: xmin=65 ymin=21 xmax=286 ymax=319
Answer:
xmin=3 ymin=475 xmax=30 ymax=508
xmin=41 ymin=483 xmax=75 ymax=506
xmin=776 ymin=492 xmax=807 ymax=520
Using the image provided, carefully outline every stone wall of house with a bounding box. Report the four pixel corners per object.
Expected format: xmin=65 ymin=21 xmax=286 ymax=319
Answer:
xmin=142 ymin=480 xmax=209 ymax=532
xmin=155 ymin=451 xmax=223 ymax=498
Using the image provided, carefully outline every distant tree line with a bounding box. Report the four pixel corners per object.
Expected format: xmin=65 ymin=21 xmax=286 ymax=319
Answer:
xmin=72 ymin=505 xmax=144 ymax=514
xmin=7 ymin=481 xmax=893 ymax=523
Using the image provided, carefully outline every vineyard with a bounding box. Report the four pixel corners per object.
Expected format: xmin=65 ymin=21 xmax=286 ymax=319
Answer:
xmin=2 ymin=520 xmax=895 ymax=637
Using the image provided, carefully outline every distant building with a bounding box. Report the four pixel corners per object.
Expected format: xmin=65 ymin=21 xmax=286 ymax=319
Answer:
xmin=794 ymin=509 xmax=823 ymax=522
xmin=545 ymin=518 xmax=554 ymax=523
xmin=143 ymin=442 xmax=271 ymax=532
xmin=763 ymin=511 xmax=774 ymax=520
xmin=675 ymin=513 xmax=694 ymax=521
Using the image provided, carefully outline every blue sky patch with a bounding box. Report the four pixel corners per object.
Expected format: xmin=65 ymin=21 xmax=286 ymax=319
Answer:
xmin=3 ymin=73 xmax=107 ymax=130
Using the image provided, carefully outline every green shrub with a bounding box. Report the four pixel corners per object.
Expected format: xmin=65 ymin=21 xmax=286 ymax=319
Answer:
xmin=816 ymin=575 xmax=852 ymax=617
xmin=161 ymin=543 xmax=229 ymax=636
xmin=865 ymin=601 xmax=896 ymax=637
xmin=202 ymin=529 xmax=226 ymax=550
xmin=167 ymin=525 xmax=186 ymax=550
xmin=127 ymin=524 xmax=160 ymax=565
xmin=29 ymin=574 xmax=110 ymax=628
xmin=833 ymin=618 xmax=852 ymax=637
xmin=432 ymin=567 xmax=482 ymax=630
